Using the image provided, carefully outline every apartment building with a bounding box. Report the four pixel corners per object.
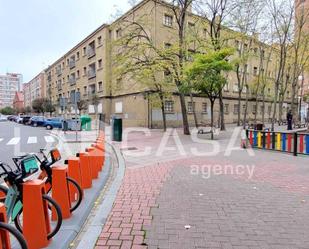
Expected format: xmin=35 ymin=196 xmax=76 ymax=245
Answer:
xmin=45 ymin=0 xmax=292 ymax=128
xmin=23 ymin=72 xmax=46 ymax=108
xmin=0 ymin=73 xmax=23 ymax=108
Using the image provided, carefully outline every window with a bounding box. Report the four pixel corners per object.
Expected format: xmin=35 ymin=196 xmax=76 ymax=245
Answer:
xmin=224 ymin=104 xmax=229 ymax=114
xmin=202 ymin=103 xmax=207 ymax=113
xmin=88 ymin=41 xmax=96 ymax=58
xmin=77 ymin=70 xmax=80 ymax=78
xmin=287 ymin=91 xmax=290 ymax=98
xmin=98 ymin=82 xmax=103 ymax=92
xmin=83 ymin=47 xmax=86 ymax=55
xmin=83 ymin=86 xmax=87 ymax=95
xmin=224 ymin=83 xmax=229 ymax=92
xmin=267 ymin=88 xmax=271 ymax=95
xmin=164 ymin=42 xmax=172 ymax=49
xmin=244 ymin=43 xmax=248 ymax=51
xmin=187 ymin=102 xmax=195 ymax=113
xmin=254 ymin=48 xmax=258 ymax=55
xmin=252 ymin=105 xmax=257 ymax=114
xmin=116 ymin=28 xmax=122 ymax=39
xmin=98 ymin=36 xmax=102 ymax=45
xmin=77 ymin=52 xmax=80 ymax=60
xmin=233 ymin=83 xmax=239 ymax=92
xmin=253 ymin=67 xmax=258 ymax=76
xmin=88 ymin=84 xmax=96 ymax=95
xmin=88 ymin=63 xmax=96 ymax=79
xmin=83 ymin=67 xmax=87 ymax=76
xmin=234 ymin=104 xmax=239 ymax=114
xmin=164 ymin=14 xmax=173 ymax=27
xmin=203 ymin=28 xmax=207 ymax=37
xmin=260 ymin=105 xmax=264 ymax=114
xmin=98 ymin=59 xmax=102 ymax=68
xmin=188 ymin=22 xmax=195 ymax=30
xmin=164 ymin=100 xmax=174 ymax=113
xmin=268 ymin=105 xmax=272 ymax=115
xmin=242 ymin=104 xmax=246 ymax=114
xmin=67 ymin=58 xmax=69 ymax=66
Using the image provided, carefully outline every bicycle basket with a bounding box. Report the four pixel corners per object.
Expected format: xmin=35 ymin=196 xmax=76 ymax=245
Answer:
xmin=20 ymin=155 xmax=40 ymax=177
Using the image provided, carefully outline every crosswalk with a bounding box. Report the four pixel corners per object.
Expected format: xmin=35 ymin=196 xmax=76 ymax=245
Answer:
xmin=0 ymin=136 xmax=56 ymax=145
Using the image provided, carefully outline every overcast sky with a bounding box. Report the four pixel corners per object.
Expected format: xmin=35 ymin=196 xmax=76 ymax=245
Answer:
xmin=0 ymin=0 xmax=133 ymax=82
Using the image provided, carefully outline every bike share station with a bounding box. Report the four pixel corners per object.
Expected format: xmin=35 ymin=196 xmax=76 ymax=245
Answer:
xmin=0 ymin=128 xmax=112 ymax=249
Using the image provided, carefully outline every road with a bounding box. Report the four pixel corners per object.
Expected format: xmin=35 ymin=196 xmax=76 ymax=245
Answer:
xmin=0 ymin=121 xmax=59 ymax=167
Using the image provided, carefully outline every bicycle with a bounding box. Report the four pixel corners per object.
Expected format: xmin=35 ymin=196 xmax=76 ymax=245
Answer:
xmin=36 ymin=148 xmax=83 ymax=213
xmin=0 ymin=155 xmax=62 ymax=240
xmin=0 ymin=220 xmax=28 ymax=249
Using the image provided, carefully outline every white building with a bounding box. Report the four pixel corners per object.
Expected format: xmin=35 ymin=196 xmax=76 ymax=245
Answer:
xmin=0 ymin=73 xmax=23 ymax=108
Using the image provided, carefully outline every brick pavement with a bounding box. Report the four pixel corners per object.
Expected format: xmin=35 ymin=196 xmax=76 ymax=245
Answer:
xmin=95 ymin=128 xmax=309 ymax=249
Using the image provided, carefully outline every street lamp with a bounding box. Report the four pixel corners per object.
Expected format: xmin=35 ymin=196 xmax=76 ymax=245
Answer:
xmin=298 ymin=74 xmax=304 ymax=122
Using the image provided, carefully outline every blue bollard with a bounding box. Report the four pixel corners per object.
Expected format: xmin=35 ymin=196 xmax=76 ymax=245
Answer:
xmin=282 ymin=133 xmax=286 ymax=151
xmin=306 ymin=135 xmax=309 ymax=154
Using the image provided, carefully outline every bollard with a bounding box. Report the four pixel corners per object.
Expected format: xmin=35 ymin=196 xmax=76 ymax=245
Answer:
xmin=65 ymin=157 xmax=83 ymax=203
xmin=0 ymin=203 xmax=11 ymax=248
xmin=23 ymin=179 xmax=50 ymax=249
xmin=76 ymin=152 xmax=92 ymax=189
xmin=85 ymin=147 xmax=99 ymax=179
xmin=52 ymin=166 xmax=71 ymax=219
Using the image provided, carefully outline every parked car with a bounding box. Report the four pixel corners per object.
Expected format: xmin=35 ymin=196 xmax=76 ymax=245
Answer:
xmin=21 ymin=116 xmax=32 ymax=125
xmin=44 ymin=117 xmax=63 ymax=130
xmin=12 ymin=116 xmax=19 ymax=122
xmin=7 ymin=115 xmax=16 ymax=121
xmin=17 ymin=116 xmax=23 ymax=123
xmin=0 ymin=115 xmax=7 ymax=122
xmin=29 ymin=116 xmax=46 ymax=127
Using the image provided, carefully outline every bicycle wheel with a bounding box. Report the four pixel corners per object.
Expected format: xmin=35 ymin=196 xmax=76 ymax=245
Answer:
xmin=67 ymin=177 xmax=83 ymax=212
xmin=0 ymin=222 xmax=28 ymax=249
xmin=0 ymin=185 xmax=8 ymax=203
xmin=14 ymin=194 xmax=62 ymax=240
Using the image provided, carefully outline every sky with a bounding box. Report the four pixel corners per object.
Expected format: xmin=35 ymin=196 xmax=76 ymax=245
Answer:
xmin=0 ymin=0 xmax=133 ymax=83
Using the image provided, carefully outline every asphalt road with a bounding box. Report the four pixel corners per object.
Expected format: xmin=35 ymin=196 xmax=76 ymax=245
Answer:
xmin=0 ymin=121 xmax=59 ymax=168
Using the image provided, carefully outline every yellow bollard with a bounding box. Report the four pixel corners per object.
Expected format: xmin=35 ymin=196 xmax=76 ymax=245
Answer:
xmin=277 ymin=133 xmax=281 ymax=150
xmin=258 ymin=132 xmax=262 ymax=148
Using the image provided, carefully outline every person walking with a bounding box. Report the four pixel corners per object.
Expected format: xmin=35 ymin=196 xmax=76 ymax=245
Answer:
xmin=287 ymin=109 xmax=293 ymax=130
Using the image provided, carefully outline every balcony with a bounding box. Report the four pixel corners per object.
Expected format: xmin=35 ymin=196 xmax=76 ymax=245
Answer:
xmin=47 ymin=74 xmax=51 ymax=81
xmin=87 ymin=47 xmax=96 ymax=58
xmin=56 ymin=68 xmax=62 ymax=76
xmin=69 ymin=60 xmax=76 ymax=69
xmin=69 ymin=76 xmax=76 ymax=85
xmin=88 ymin=70 xmax=96 ymax=79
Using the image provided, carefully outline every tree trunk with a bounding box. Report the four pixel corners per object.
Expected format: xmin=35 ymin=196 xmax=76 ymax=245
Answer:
xmin=210 ymin=100 xmax=214 ymax=140
xmin=179 ymin=93 xmax=190 ymax=135
xmin=243 ymin=87 xmax=249 ymax=129
xmin=159 ymin=93 xmax=167 ymax=132
xmin=237 ymin=91 xmax=241 ymax=126
xmin=262 ymin=91 xmax=265 ymax=126
xmin=219 ymin=91 xmax=225 ymax=131
xmin=190 ymin=93 xmax=198 ymax=128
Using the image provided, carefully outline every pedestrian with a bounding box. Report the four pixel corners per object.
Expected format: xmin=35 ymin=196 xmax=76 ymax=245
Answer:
xmin=306 ymin=108 xmax=309 ymax=125
xmin=287 ymin=109 xmax=293 ymax=130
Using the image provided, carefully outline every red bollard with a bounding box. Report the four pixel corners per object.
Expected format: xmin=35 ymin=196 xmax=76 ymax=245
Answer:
xmin=299 ymin=134 xmax=304 ymax=153
xmin=0 ymin=203 xmax=11 ymax=249
xmin=85 ymin=147 xmax=100 ymax=179
xmin=77 ymin=152 xmax=92 ymax=189
xmin=23 ymin=180 xmax=51 ymax=249
xmin=52 ymin=166 xmax=71 ymax=219
xmin=65 ymin=157 xmax=83 ymax=203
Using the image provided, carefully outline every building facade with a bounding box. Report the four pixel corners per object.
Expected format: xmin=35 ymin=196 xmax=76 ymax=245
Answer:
xmin=23 ymin=72 xmax=46 ymax=108
xmin=0 ymin=73 xmax=23 ymax=108
xmin=45 ymin=0 xmax=293 ymax=128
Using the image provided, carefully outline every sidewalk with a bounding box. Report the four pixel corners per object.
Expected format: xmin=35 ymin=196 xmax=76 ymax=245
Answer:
xmin=93 ymin=127 xmax=309 ymax=249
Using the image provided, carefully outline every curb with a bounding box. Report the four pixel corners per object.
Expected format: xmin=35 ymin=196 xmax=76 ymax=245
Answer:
xmin=75 ymin=142 xmax=126 ymax=249
xmin=47 ymin=144 xmax=113 ymax=249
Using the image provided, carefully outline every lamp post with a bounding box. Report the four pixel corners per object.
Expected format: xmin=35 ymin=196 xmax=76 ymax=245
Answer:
xmin=298 ymin=74 xmax=304 ymax=122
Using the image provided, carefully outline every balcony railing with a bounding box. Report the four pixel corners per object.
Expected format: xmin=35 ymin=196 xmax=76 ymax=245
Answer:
xmin=69 ymin=77 xmax=76 ymax=85
xmin=56 ymin=69 xmax=62 ymax=76
xmin=69 ymin=60 xmax=76 ymax=69
xmin=88 ymin=70 xmax=96 ymax=79
xmin=87 ymin=47 xmax=96 ymax=58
